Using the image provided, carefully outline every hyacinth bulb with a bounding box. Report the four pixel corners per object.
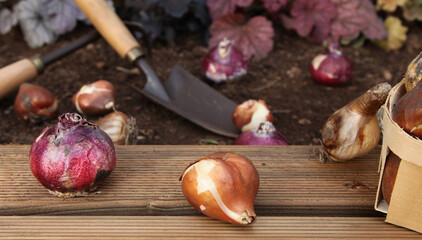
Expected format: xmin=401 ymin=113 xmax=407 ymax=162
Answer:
xmin=14 ymin=83 xmax=58 ymax=123
xmin=310 ymin=42 xmax=353 ymax=87
xmin=29 ymin=113 xmax=116 ymax=197
xmin=233 ymin=121 xmax=289 ymax=146
xmin=202 ymin=38 xmax=248 ymax=83
xmin=180 ymin=152 xmax=259 ymax=225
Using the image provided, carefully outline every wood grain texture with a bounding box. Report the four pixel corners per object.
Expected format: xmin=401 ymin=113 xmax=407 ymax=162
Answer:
xmin=0 ymin=216 xmax=418 ymax=239
xmin=0 ymin=145 xmax=381 ymax=216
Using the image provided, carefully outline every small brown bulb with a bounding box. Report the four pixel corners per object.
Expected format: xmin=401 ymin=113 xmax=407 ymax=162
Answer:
xmin=381 ymin=152 xmax=401 ymax=205
xmin=232 ymin=99 xmax=274 ymax=132
xmin=72 ymin=80 xmax=115 ymax=116
xmin=14 ymin=83 xmax=58 ymax=123
xmin=392 ymin=80 xmax=422 ymax=138
xmin=95 ymin=111 xmax=138 ymax=145
xmin=404 ymin=52 xmax=422 ymax=92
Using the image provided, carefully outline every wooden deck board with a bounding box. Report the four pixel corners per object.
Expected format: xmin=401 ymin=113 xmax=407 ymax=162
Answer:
xmin=0 ymin=145 xmax=381 ymax=216
xmin=0 ymin=216 xmax=418 ymax=239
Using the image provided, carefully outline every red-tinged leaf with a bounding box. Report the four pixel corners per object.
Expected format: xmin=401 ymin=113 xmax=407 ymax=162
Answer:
xmin=330 ymin=0 xmax=367 ymax=41
xmin=330 ymin=0 xmax=386 ymax=42
xmin=261 ymin=0 xmax=288 ymax=13
xmin=331 ymin=11 xmax=364 ymax=41
xmin=209 ymin=14 xmax=274 ymax=60
xmin=290 ymin=0 xmax=337 ymax=43
xmin=206 ymin=0 xmax=253 ymax=20
xmin=359 ymin=0 xmax=386 ymax=40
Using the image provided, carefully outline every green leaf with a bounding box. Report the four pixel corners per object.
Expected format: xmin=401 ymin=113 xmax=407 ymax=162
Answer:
xmin=201 ymin=139 xmax=220 ymax=145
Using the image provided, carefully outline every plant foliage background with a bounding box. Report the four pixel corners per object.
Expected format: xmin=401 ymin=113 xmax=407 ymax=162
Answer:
xmin=0 ymin=0 xmax=420 ymax=55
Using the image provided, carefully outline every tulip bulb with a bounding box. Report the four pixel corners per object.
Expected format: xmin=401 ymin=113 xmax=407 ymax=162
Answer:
xmin=381 ymin=152 xmax=401 ymax=205
xmin=72 ymin=80 xmax=115 ymax=116
xmin=404 ymin=51 xmax=422 ymax=92
xmin=321 ymin=82 xmax=391 ymax=162
xmin=14 ymin=83 xmax=58 ymax=123
xmin=232 ymin=99 xmax=274 ymax=132
xmin=393 ymin=80 xmax=422 ymax=138
xmin=95 ymin=111 xmax=138 ymax=145
xmin=180 ymin=152 xmax=259 ymax=225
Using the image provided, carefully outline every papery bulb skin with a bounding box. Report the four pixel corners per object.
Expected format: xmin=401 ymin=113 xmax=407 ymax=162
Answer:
xmin=381 ymin=152 xmax=401 ymax=205
xmin=310 ymin=43 xmax=353 ymax=87
xmin=72 ymin=80 xmax=115 ymax=116
xmin=14 ymin=83 xmax=58 ymax=123
xmin=404 ymin=52 xmax=422 ymax=92
xmin=321 ymin=82 xmax=391 ymax=162
xmin=202 ymin=38 xmax=248 ymax=83
xmin=392 ymin=80 xmax=422 ymax=138
xmin=95 ymin=111 xmax=138 ymax=145
xmin=29 ymin=113 xmax=116 ymax=197
xmin=233 ymin=121 xmax=289 ymax=145
xmin=232 ymin=99 xmax=274 ymax=132
xmin=180 ymin=152 xmax=259 ymax=225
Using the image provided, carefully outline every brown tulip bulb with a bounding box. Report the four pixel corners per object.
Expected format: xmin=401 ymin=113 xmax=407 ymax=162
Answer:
xmin=72 ymin=80 xmax=115 ymax=116
xmin=321 ymin=82 xmax=391 ymax=161
xmin=232 ymin=99 xmax=274 ymax=132
xmin=392 ymin=80 xmax=422 ymax=138
xmin=381 ymin=152 xmax=401 ymax=205
xmin=180 ymin=152 xmax=259 ymax=225
xmin=95 ymin=111 xmax=138 ymax=145
xmin=404 ymin=52 xmax=422 ymax=92
xmin=14 ymin=83 xmax=58 ymax=122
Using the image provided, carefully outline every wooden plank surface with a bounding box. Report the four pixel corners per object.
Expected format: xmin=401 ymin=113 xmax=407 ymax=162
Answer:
xmin=1 ymin=216 xmax=418 ymax=239
xmin=0 ymin=145 xmax=381 ymax=216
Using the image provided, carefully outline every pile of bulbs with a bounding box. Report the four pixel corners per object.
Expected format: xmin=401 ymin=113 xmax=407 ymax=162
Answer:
xmin=14 ymin=79 xmax=137 ymax=145
xmin=232 ymin=99 xmax=288 ymax=146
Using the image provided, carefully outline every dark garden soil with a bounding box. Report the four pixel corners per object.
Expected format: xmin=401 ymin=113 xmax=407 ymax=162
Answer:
xmin=1 ymin=23 xmax=421 ymax=145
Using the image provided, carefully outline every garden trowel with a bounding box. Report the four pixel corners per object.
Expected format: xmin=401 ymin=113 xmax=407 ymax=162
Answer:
xmin=75 ymin=0 xmax=240 ymax=138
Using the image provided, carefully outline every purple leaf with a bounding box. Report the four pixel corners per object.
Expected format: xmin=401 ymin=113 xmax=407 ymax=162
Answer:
xmin=38 ymin=0 xmax=83 ymax=35
xmin=209 ymin=13 xmax=274 ymax=60
xmin=358 ymin=0 xmax=386 ymax=40
xmin=0 ymin=8 xmax=17 ymax=35
xmin=330 ymin=0 xmax=366 ymax=41
xmin=290 ymin=0 xmax=337 ymax=43
xmin=261 ymin=0 xmax=288 ymax=13
xmin=330 ymin=0 xmax=386 ymax=41
xmin=206 ymin=0 xmax=253 ymax=20
xmin=157 ymin=0 xmax=192 ymax=18
xmin=15 ymin=0 xmax=57 ymax=48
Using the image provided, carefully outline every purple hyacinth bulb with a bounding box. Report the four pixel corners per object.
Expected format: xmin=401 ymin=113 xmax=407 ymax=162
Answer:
xmin=202 ymin=38 xmax=248 ymax=83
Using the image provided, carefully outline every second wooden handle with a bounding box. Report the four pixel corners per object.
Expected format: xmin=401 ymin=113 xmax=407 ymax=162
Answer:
xmin=74 ymin=0 xmax=140 ymax=58
xmin=0 ymin=59 xmax=38 ymax=99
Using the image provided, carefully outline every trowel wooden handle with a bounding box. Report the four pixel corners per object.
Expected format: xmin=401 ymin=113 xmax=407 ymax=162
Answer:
xmin=0 ymin=59 xmax=38 ymax=99
xmin=74 ymin=0 xmax=140 ymax=59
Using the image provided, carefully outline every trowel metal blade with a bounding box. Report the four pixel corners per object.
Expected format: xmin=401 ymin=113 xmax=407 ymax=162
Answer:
xmin=139 ymin=65 xmax=240 ymax=138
